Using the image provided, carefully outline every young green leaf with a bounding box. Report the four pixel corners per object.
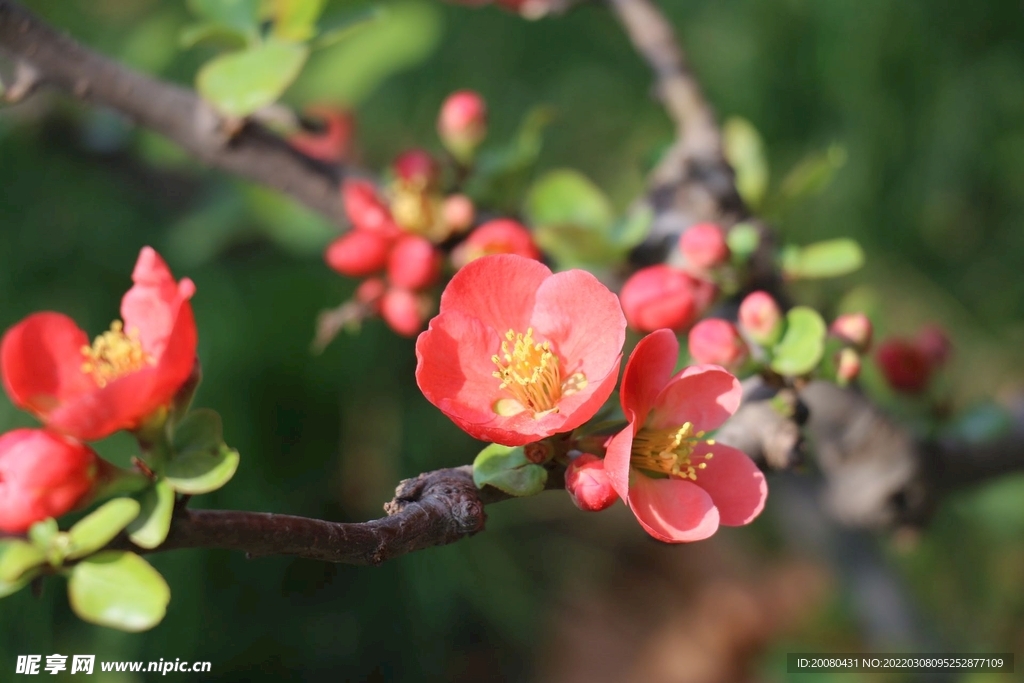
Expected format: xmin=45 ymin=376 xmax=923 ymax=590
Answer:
xmin=270 ymin=0 xmax=327 ymax=42
xmin=172 ymin=408 xmax=224 ymax=455
xmin=0 ymin=539 xmax=46 ymax=584
xmin=197 ymin=40 xmax=309 ymax=118
xmin=66 ymin=498 xmax=142 ymax=561
xmin=187 ymin=0 xmax=260 ymax=32
xmin=782 ymin=238 xmax=865 ymax=280
xmin=472 ymin=444 xmax=548 ymax=497
xmin=68 ymin=552 xmax=171 ymax=632
xmin=723 ymin=117 xmax=769 ymax=208
xmin=770 ymin=306 xmax=828 ymax=376
xmin=165 ymin=444 xmax=240 ymax=495
xmin=126 ymin=481 xmax=176 ymax=550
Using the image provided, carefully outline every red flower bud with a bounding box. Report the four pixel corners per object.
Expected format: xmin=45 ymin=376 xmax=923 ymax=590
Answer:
xmin=620 ymin=265 xmax=716 ymax=333
xmin=342 ymin=180 xmax=401 ymax=238
xmin=288 ymin=106 xmax=354 ymax=163
xmin=0 ymin=429 xmax=99 ymax=533
xmin=738 ymin=290 xmax=782 ymax=345
xmin=387 ymin=235 xmax=442 ymax=290
xmin=915 ymin=324 xmax=951 ymax=368
xmin=443 ymin=194 xmax=476 ymax=234
xmin=452 ymin=218 xmax=541 ymax=268
xmin=381 ymin=288 xmax=430 ymax=337
xmin=835 ymin=347 xmax=861 ymax=386
xmin=355 ymin=278 xmax=386 ymax=312
xmin=438 ymin=90 xmax=487 ymax=161
xmin=393 ymin=149 xmax=440 ymax=188
xmin=679 ymin=223 xmax=730 ymax=270
xmin=565 ymin=453 xmax=619 ymax=512
xmin=831 ymin=313 xmax=873 ymax=351
xmin=688 ymin=319 xmax=748 ymax=368
xmin=325 ymin=230 xmax=392 ymax=278
xmin=876 ymin=339 xmax=932 ymax=394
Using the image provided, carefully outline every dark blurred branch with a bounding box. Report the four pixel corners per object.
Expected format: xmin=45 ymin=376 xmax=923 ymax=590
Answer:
xmin=0 ymin=0 xmax=346 ymax=224
xmin=110 ymin=466 xmax=564 ymax=565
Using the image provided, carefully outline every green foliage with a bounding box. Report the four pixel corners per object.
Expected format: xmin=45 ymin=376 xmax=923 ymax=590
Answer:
xmin=723 ymin=116 xmax=769 ymax=208
xmin=781 ymin=238 xmax=865 ymax=280
xmin=770 ymin=306 xmax=827 ymax=376
xmin=269 ymin=0 xmax=328 ymax=42
xmin=127 ymin=481 xmax=177 ymax=550
xmin=67 ymin=552 xmax=171 ymax=632
xmin=197 ymin=40 xmax=309 ymax=118
xmin=467 ymin=106 xmax=553 ymax=211
xmin=0 ymin=540 xmax=45 ymax=585
xmin=166 ymin=409 xmax=240 ymax=494
xmin=472 ymin=444 xmax=548 ymax=497
xmin=66 ymin=499 xmax=142 ymax=561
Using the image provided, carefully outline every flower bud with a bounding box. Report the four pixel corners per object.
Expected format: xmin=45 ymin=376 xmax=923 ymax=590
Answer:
xmin=831 ymin=313 xmax=873 ymax=351
xmin=679 ymin=222 xmax=730 ymax=270
xmin=688 ymin=319 xmax=748 ymax=368
xmin=393 ymin=149 xmax=440 ymax=189
xmin=355 ymin=277 xmax=387 ymax=312
xmin=876 ymin=339 xmax=932 ymax=394
xmin=442 ymin=194 xmax=476 ymax=234
xmin=438 ymin=90 xmax=487 ymax=162
xmin=565 ymin=453 xmax=619 ymax=512
xmin=738 ymin=290 xmax=783 ymax=345
xmin=289 ymin=106 xmax=354 ymax=163
xmin=452 ymin=219 xmax=541 ymax=268
xmin=325 ymin=230 xmax=392 ymax=278
xmin=342 ymin=180 xmax=401 ymax=238
xmin=0 ymin=429 xmax=99 ymax=533
xmin=915 ymin=324 xmax=951 ymax=368
xmin=387 ymin=235 xmax=442 ymax=291
xmin=620 ymin=265 xmax=716 ymax=333
xmin=381 ymin=288 xmax=430 ymax=337
xmin=835 ymin=347 xmax=861 ymax=386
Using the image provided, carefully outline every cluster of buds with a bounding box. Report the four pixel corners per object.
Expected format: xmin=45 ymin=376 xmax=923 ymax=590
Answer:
xmin=875 ymin=324 xmax=951 ymax=394
xmin=323 ymin=91 xmax=540 ymax=338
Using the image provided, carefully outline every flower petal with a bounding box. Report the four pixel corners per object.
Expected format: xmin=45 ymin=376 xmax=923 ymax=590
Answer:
xmin=648 ymin=364 xmax=742 ymax=433
xmin=437 ymin=254 xmax=550 ymax=336
xmin=530 ymin=268 xmax=625 ymax=381
xmin=628 ymin=474 xmax=720 ymax=543
xmin=619 ymin=329 xmax=678 ymax=427
xmin=121 ymin=247 xmax=196 ymax=359
xmin=695 ymin=443 xmax=767 ymax=526
xmin=1 ymin=312 xmax=94 ymax=418
xmin=603 ymin=426 xmax=634 ymax=502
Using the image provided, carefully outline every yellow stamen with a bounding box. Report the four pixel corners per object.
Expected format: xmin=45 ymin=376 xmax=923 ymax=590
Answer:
xmin=390 ymin=181 xmax=447 ymax=241
xmin=80 ymin=320 xmax=153 ymax=387
xmin=630 ymin=421 xmax=715 ymax=481
xmin=491 ymin=328 xmax=587 ymax=418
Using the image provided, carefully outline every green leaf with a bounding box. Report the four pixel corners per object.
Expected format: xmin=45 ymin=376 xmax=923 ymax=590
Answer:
xmin=27 ymin=518 xmax=59 ymax=547
xmin=127 ymin=481 xmax=176 ymax=550
xmin=166 ymin=444 xmax=240 ymax=495
xmin=0 ymin=539 xmax=46 ymax=584
xmin=524 ymin=169 xmax=614 ymax=234
xmin=770 ymin=306 xmax=827 ymax=377
xmin=66 ymin=499 xmax=141 ymax=561
xmin=472 ymin=444 xmax=548 ymax=497
xmin=68 ymin=551 xmax=170 ymax=632
xmin=726 ymin=223 xmax=761 ymax=261
xmin=270 ymin=0 xmax=327 ymax=42
xmin=609 ymin=204 xmax=653 ymax=250
xmin=197 ymin=40 xmax=309 ymax=118
xmin=778 ymin=144 xmax=847 ymax=204
xmin=172 ymin=408 xmax=224 ymax=455
xmin=782 ymin=238 xmax=865 ymax=279
xmin=723 ymin=117 xmax=769 ymax=208
xmin=0 ymin=570 xmax=36 ymax=599
xmin=179 ymin=22 xmax=251 ymax=50
xmin=187 ymin=0 xmax=260 ymax=32
xmin=310 ymin=9 xmax=380 ymax=50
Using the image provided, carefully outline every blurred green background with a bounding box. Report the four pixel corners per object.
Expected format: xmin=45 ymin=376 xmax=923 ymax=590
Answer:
xmin=1 ymin=0 xmax=1023 ymax=680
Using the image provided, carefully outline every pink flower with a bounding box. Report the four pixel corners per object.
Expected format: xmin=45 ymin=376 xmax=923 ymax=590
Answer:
xmin=387 ymin=235 xmax=442 ymax=290
xmin=565 ymin=453 xmax=618 ymax=512
xmin=0 ymin=429 xmax=99 ymax=533
xmin=620 ymin=265 xmax=716 ymax=333
xmin=604 ymin=329 xmax=767 ymax=542
xmin=452 ymin=219 xmax=541 ymax=268
xmin=2 ymin=248 xmax=197 ymax=441
xmin=738 ymin=290 xmax=782 ymax=345
xmin=416 ymin=255 xmax=625 ymax=446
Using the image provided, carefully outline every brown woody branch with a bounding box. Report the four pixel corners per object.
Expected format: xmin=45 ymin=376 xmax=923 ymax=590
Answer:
xmin=0 ymin=0 xmax=346 ymax=225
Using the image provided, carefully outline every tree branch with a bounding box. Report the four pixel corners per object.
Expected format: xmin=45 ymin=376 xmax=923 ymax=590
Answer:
xmin=0 ymin=0 xmax=346 ymax=225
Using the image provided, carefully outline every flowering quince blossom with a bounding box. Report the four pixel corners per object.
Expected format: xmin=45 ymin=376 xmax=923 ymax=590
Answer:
xmin=416 ymin=254 xmax=626 ymax=447
xmin=0 ymin=429 xmax=100 ymax=533
xmin=1 ymin=247 xmax=197 ymax=442
xmin=604 ymin=329 xmax=767 ymax=543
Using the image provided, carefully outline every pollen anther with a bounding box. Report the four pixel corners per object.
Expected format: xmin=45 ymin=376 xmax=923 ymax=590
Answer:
xmin=491 ymin=328 xmax=587 ymax=417
xmin=80 ymin=320 xmax=153 ymax=387
xmin=630 ymin=421 xmax=716 ymax=481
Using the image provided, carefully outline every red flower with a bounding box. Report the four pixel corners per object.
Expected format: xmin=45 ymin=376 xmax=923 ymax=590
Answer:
xmin=604 ymin=329 xmax=767 ymax=543
xmin=565 ymin=453 xmax=618 ymax=512
xmin=679 ymin=223 xmax=729 ymax=270
xmin=325 ymin=230 xmax=392 ymax=277
xmin=416 ymin=255 xmax=625 ymax=446
xmin=619 ymin=265 xmax=716 ymax=333
xmin=875 ymin=339 xmax=932 ymax=394
xmin=1 ymin=248 xmax=198 ymax=441
xmin=0 ymin=429 xmax=99 ymax=533
xmin=452 ymin=219 xmax=541 ymax=268
xmin=341 ymin=180 xmax=401 ymax=239
xmin=387 ymin=235 xmax=442 ymax=290
xmin=688 ymin=319 xmax=748 ymax=368
xmin=381 ymin=288 xmax=431 ymax=338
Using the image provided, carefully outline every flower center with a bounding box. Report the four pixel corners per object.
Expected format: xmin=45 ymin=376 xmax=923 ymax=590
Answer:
xmin=80 ymin=320 xmax=153 ymax=387
xmin=390 ymin=182 xmax=446 ymax=241
xmin=630 ymin=421 xmax=715 ymax=481
xmin=491 ymin=328 xmax=587 ymax=417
